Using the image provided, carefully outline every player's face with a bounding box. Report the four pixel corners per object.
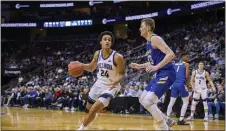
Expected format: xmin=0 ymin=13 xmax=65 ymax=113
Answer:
xmin=182 ymin=55 xmax=189 ymax=62
xmin=139 ymin=22 xmax=149 ymax=38
xmin=100 ymin=35 xmax=112 ymax=49
xmin=198 ymin=63 xmax=204 ymax=69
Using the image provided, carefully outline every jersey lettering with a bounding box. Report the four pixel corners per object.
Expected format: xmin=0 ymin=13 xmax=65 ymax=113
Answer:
xmin=98 ymin=63 xmax=113 ymax=70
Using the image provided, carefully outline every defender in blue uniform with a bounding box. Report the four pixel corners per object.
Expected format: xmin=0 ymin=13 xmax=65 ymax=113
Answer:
xmin=166 ymin=52 xmax=190 ymax=125
xmin=130 ymin=18 xmax=176 ymax=130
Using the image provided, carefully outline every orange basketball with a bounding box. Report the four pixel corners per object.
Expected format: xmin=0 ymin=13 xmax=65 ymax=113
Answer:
xmin=68 ymin=61 xmax=84 ymax=77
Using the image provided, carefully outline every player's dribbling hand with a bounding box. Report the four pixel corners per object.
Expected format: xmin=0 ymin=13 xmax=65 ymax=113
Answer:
xmin=129 ymin=63 xmax=141 ymax=70
xmin=145 ymin=65 xmax=159 ymax=73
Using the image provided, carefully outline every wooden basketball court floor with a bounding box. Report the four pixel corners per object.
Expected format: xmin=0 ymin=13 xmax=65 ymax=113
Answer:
xmin=1 ymin=107 xmax=225 ymax=130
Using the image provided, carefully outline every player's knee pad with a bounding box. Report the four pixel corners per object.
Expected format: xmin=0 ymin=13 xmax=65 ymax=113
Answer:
xmin=139 ymin=97 xmax=145 ymax=106
xmin=139 ymin=90 xmax=148 ymax=104
xmin=98 ymin=93 xmax=113 ymax=107
xmin=141 ymin=92 xmax=158 ymax=109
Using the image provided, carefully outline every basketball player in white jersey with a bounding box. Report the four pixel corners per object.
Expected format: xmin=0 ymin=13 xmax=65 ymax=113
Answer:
xmin=76 ymin=31 xmax=125 ymax=130
xmin=187 ymin=61 xmax=216 ymax=121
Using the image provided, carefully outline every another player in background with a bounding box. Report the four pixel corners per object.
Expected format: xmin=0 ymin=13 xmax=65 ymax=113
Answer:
xmin=166 ymin=52 xmax=190 ymax=125
xmin=187 ymin=61 xmax=216 ymax=121
xmin=75 ymin=31 xmax=125 ymax=130
xmin=129 ymin=18 xmax=176 ymax=130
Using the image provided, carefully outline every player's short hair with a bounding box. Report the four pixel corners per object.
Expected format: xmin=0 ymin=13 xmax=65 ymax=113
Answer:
xmin=141 ymin=18 xmax=155 ymax=32
xmin=98 ymin=31 xmax=115 ymax=45
xmin=199 ymin=61 xmax=205 ymax=64
xmin=181 ymin=52 xmax=189 ymax=58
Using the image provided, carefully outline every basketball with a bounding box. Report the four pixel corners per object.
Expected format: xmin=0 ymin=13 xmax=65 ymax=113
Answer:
xmin=68 ymin=61 xmax=84 ymax=77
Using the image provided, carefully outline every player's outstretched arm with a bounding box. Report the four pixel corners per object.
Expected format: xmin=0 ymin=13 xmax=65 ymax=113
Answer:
xmin=190 ymin=71 xmax=195 ymax=91
xmin=83 ymin=51 xmax=99 ymax=72
xmin=111 ymin=53 xmax=126 ymax=86
xmin=151 ymin=35 xmax=175 ymax=70
xmin=205 ymin=71 xmax=216 ymax=92
xmin=129 ymin=62 xmax=150 ymax=69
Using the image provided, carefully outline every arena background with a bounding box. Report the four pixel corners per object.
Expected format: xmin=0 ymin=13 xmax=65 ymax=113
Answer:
xmin=1 ymin=1 xmax=225 ymax=130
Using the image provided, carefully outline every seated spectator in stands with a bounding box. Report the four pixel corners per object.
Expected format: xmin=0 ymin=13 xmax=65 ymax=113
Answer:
xmin=215 ymin=84 xmax=225 ymax=119
xmin=68 ymin=88 xmax=77 ymax=111
xmin=207 ymin=86 xmax=217 ymax=119
xmin=52 ymin=87 xmax=62 ymax=104
xmin=62 ymin=87 xmax=70 ymax=110
xmin=19 ymin=87 xmax=27 ymax=106
xmin=123 ymin=85 xmax=130 ymax=96
xmin=15 ymin=88 xmax=21 ymax=106
xmin=36 ymin=88 xmax=45 ymax=108
xmin=23 ymin=87 xmax=38 ymax=108
xmin=23 ymin=88 xmax=31 ymax=108
xmin=5 ymin=88 xmax=15 ymax=106
xmin=6 ymin=88 xmax=18 ymax=106
xmin=43 ymin=88 xmax=52 ymax=109
xmin=128 ymin=85 xmax=137 ymax=97
xmin=134 ymin=85 xmax=143 ymax=97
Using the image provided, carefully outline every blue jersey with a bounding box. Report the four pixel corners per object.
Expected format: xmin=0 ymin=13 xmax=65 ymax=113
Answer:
xmin=174 ymin=60 xmax=186 ymax=84
xmin=146 ymin=35 xmax=174 ymax=73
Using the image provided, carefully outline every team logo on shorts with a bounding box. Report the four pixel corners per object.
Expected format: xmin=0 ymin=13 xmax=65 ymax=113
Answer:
xmin=157 ymin=76 xmax=168 ymax=84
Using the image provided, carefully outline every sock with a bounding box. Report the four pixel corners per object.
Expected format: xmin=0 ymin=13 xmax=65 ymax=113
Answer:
xmin=203 ymin=101 xmax=208 ymax=117
xmin=190 ymin=100 xmax=197 ymax=117
xmin=161 ymin=112 xmax=169 ymax=121
xmin=191 ymin=112 xmax=194 ymax=117
xmin=77 ymin=124 xmax=87 ymax=130
xmin=167 ymin=97 xmax=176 ymax=117
xmin=142 ymin=92 xmax=168 ymax=129
xmin=146 ymin=104 xmax=168 ymax=130
xmin=180 ymin=97 xmax=189 ymax=121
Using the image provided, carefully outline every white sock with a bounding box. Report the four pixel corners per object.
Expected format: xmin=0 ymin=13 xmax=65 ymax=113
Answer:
xmin=167 ymin=97 xmax=176 ymax=117
xmin=146 ymin=104 xmax=168 ymax=130
xmin=203 ymin=101 xmax=208 ymax=117
xmin=77 ymin=124 xmax=87 ymax=130
xmin=191 ymin=112 xmax=194 ymax=117
xmin=190 ymin=100 xmax=197 ymax=117
xmin=180 ymin=97 xmax=189 ymax=121
xmin=161 ymin=112 xmax=169 ymax=121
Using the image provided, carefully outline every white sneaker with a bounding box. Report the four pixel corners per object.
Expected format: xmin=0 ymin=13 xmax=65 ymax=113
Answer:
xmin=158 ymin=123 xmax=169 ymax=130
xmin=77 ymin=124 xmax=88 ymax=130
xmin=71 ymin=107 xmax=75 ymax=111
xmin=215 ymin=114 xmax=219 ymax=120
xmin=203 ymin=117 xmax=208 ymax=121
xmin=208 ymin=114 xmax=213 ymax=120
xmin=57 ymin=103 xmax=62 ymax=107
xmin=166 ymin=118 xmax=176 ymax=127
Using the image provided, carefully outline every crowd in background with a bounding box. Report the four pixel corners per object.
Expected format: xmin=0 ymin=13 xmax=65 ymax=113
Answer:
xmin=2 ymin=13 xmax=225 ymax=119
